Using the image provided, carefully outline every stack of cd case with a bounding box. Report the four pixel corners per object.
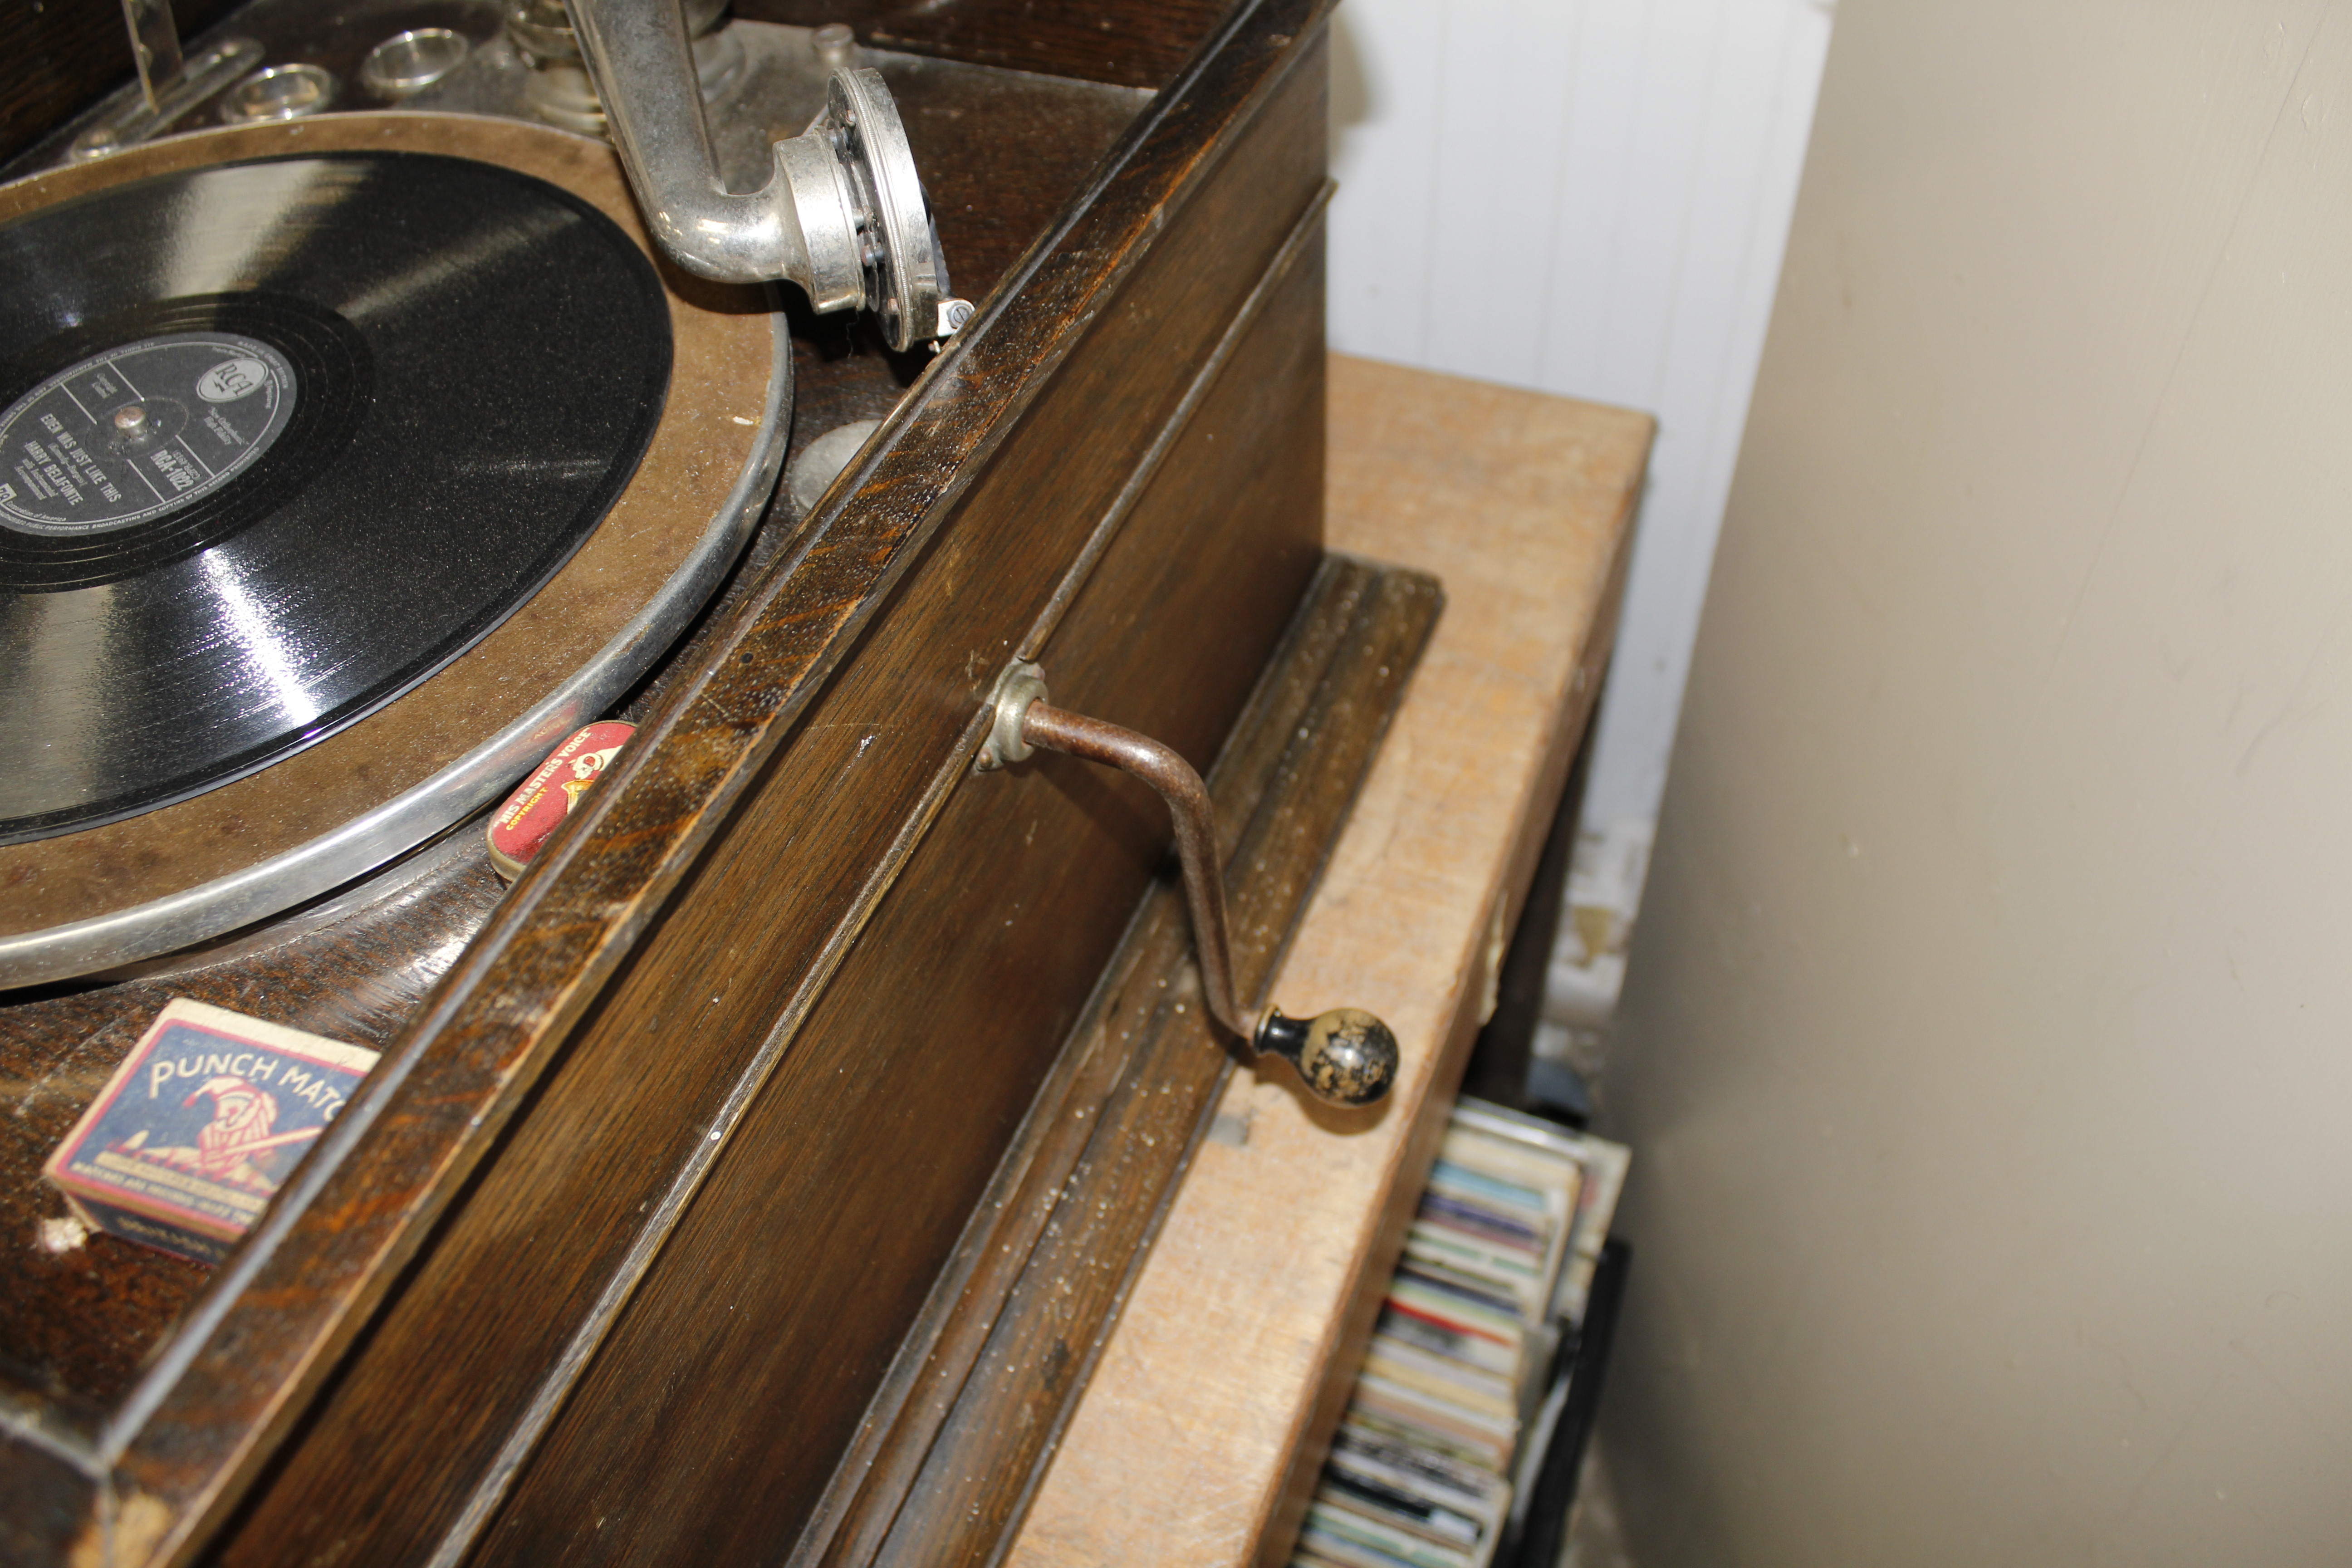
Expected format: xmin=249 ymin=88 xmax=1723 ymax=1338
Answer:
xmin=1293 ymin=1098 xmax=1628 ymax=1568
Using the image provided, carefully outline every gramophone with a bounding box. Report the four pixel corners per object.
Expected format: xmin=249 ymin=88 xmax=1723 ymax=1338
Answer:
xmin=0 ymin=0 xmax=1435 ymax=1561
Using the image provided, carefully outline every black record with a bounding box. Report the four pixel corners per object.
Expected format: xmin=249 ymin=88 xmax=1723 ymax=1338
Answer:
xmin=0 ymin=150 xmax=673 ymax=845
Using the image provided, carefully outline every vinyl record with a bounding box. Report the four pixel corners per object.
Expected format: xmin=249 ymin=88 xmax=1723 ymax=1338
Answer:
xmin=0 ymin=148 xmax=675 ymax=843
xmin=0 ymin=115 xmax=789 ymax=989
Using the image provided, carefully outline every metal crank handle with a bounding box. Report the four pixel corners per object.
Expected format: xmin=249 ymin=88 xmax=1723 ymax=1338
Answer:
xmin=976 ymin=663 xmax=1399 ymax=1107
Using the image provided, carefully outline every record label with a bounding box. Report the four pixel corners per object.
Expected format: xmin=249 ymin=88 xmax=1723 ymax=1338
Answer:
xmin=0 ymin=332 xmax=297 ymax=536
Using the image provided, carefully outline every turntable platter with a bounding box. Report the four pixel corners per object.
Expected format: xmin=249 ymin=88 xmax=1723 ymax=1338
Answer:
xmin=0 ymin=115 xmax=789 ymax=986
xmin=0 ymin=148 xmax=675 ymax=842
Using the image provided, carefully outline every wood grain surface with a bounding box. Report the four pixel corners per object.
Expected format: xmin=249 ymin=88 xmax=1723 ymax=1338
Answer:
xmin=201 ymin=15 xmax=1333 ymax=1566
xmin=1 ymin=3 xmax=1333 ymax=1562
xmin=843 ymin=559 xmax=1439 ymax=1568
xmin=0 ymin=60 xmax=1135 ymax=1464
xmin=0 ymin=46 xmax=1135 ymax=1466
xmin=736 ymin=0 xmax=1233 ymax=89
xmin=478 ymin=241 xmax=1336 ymax=1568
xmin=1005 ymin=355 xmax=1653 ymax=1568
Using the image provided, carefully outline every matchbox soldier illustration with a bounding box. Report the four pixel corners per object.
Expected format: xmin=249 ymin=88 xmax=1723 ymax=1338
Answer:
xmin=187 ymin=1076 xmax=278 ymax=1181
xmin=118 ymin=1074 xmax=323 ymax=1194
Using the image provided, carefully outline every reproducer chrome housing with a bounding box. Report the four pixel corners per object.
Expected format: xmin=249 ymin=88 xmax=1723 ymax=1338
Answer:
xmin=567 ymin=0 xmax=958 ymax=349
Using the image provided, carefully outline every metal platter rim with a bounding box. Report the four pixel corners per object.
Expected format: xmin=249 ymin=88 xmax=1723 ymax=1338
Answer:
xmin=0 ymin=113 xmax=791 ymax=988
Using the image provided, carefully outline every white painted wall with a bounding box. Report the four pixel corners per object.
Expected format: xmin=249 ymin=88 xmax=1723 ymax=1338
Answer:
xmin=1326 ymin=0 xmax=1833 ymax=1010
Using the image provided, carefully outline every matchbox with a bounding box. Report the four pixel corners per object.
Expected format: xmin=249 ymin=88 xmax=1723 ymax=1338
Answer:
xmin=43 ymin=998 xmax=379 ymax=1264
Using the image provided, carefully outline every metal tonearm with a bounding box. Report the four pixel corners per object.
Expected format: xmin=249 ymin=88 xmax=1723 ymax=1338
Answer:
xmin=565 ymin=0 xmax=968 ymax=350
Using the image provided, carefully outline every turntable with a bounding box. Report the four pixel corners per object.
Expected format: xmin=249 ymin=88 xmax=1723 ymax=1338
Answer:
xmin=0 ymin=0 xmax=1436 ymax=1563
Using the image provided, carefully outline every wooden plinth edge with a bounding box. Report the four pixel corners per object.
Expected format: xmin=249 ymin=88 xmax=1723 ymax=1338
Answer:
xmin=1006 ymin=353 xmax=1655 ymax=1568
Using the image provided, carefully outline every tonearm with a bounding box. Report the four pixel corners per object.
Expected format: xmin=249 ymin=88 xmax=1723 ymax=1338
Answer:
xmin=566 ymin=0 xmax=968 ymax=350
xmin=84 ymin=0 xmax=966 ymax=352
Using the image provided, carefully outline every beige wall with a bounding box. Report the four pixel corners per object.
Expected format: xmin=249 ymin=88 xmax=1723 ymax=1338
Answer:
xmin=1602 ymin=2 xmax=2352 ymax=1563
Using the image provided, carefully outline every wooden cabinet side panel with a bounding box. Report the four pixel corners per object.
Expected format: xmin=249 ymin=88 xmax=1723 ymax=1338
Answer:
xmin=477 ymin=216 xmax=1330 ymax=1568
xmin=202 ymin=39 xmax=1328 ymax=1568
